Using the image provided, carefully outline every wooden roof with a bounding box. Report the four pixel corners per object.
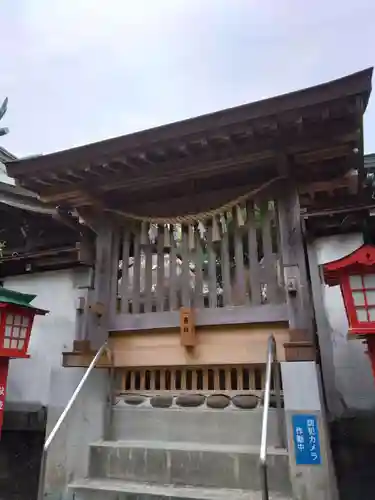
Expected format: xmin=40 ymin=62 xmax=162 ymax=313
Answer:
xmin=0 ymin=182 xmax=93 ymax=277
xmin=365 ymin=153 xmax=375 ymax=173
xmin=300 ymin=150 xmax=375 ymax=237
xmin=5 ymin=68 xmax=373 ymax=217
xmin=0 ymin=146 xmax=16 ymax=162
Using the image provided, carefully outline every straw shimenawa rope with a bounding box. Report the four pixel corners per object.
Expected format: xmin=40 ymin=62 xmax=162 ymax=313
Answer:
xmin=105 ymin=175 xmax=286 ymax=225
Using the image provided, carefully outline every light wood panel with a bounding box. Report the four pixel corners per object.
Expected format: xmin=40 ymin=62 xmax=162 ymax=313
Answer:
xmin=109 ymin=326 xmax=289 ymax=367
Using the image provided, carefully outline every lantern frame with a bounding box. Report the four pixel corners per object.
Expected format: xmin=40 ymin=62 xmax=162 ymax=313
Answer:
xmin=0 ymin=303 xmax=36 ymax=358
xmin=0 ymin=287 xmax=48 ymax=438
xmin=323 ymin=244 xmax=375 ymax=337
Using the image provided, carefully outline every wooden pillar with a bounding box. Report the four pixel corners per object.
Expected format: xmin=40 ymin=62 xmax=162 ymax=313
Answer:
xmin=277 ymin=179 xmax=315 ymax=360
xmin=87 ymin=222 xmax=119 ymax=350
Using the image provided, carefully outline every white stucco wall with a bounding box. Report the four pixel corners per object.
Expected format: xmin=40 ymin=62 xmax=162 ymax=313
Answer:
xmin=3 ymin=268 xmax=89 ymax=409
xmin=314 ymin=233 xmax=375 ymax=411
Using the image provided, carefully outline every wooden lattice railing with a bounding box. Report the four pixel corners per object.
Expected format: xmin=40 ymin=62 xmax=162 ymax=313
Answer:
xmin=113 ymin=197 xmax=285 ymax=317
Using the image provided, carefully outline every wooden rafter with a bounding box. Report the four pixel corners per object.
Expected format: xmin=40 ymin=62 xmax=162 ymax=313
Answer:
xmin=6 ymin=69 xmax=371 ymax=179
xmin=29 ymin=119 xmax=359 ymax=203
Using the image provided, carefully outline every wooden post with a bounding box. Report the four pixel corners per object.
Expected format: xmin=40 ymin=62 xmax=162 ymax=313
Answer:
xmin=181 ymin=226 xmax=191 ymax=307
xmin=247 ymin=201 xmax=261 ymax=305
xmin=277 ymin=179 xmax=314 ymax=363
xmin=233 ymin=208 xmax=247 ymax=305
xmin=207 ymin=224 xmax=217 ymax=309
xmin=132 ymin=228 xmax=141 ymax=314
xmin=260 ymin=200 xmax=278 ymax=303
xmin=169 ymin=225 xmax=178 ymax=311
xmin=194 ymin=230 xmax=204 ymax=309
xmin=277 ymin=179 xmax=311 ymax=332
xmin=120 ymin=227 xmax=131 ymax=314
xmin=89 ymin=223 xmax=118 ymax=349
xmin=156 ymin=226 xmax=165 ymax=312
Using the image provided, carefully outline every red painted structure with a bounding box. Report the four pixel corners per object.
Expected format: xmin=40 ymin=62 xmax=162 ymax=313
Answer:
xmin=0 ymin=288 xmax=47 ymax=437
xmin=323 ymin=244 xmax=375 ymax=380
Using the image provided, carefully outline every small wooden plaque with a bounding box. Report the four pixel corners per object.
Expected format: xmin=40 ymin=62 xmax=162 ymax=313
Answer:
xmin=180 ymin=308 xmax=196 ymax=347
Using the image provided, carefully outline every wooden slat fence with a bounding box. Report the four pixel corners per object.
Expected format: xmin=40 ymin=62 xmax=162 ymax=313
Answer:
xmin=118 ymin=364 xmax=271 ymax=394
xmin=113 ymin=196 xmax=285 ymax=315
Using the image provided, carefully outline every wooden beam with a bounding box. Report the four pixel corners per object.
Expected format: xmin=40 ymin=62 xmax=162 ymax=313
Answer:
xmin=114 ymin=157 xmax=143 ymax=172
xmin=62 ymin=350 xmax=112 ymax=368
xmin=39 ymin=149 xmax=274 ymax=202
xmin=301 ymin=198 xmax=375 ymax=217
xmin=109 ymin=303 xmax=289 ymax=331
xmin=277 ymin=178 xmax=312 ymax=332
xmin=294 ymin=143 xmax=355 ymax=164
xmin=87 ymin=223 xmax=116 ymax=348
xmin=299 ymin=172 xmax=357 ymax=198
xmin=137 ymin=152 xmax=154 ymax=165
xmin=105 ymin=183 xmax=264 ymax=219
xmin=0 ymin=245 xmax=77 ymax=263
xmin=30 ymin=177 xmax=54 ymax=186
xmin=36 ymin=119 xmax=358 ymax=203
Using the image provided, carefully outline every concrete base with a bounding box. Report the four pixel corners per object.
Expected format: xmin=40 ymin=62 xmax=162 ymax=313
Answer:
xmin=88 ymin=440 xmax=291 ymax=492
xmin=43 ymin=368 xmax=109 ymax=500
xmin=281 ymin=362 xmax=338 ymax=500
xmin=111 ymin=405 xmax=283 ymax=447
xmin=68 ymin=404 xmax=292 ymax=500
xmin=70 ymin=479 xmax=292 ymax=499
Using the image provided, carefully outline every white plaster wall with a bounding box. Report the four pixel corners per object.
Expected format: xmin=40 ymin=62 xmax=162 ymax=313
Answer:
xmin=314 ymin=233 xmax=375 ymax=410
xmin=3 ymin=268 xmax=88 ymax=408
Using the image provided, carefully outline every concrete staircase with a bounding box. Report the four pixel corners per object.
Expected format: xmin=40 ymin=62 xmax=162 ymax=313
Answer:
xmin=69 ymin=404 xmax=293 ymax=499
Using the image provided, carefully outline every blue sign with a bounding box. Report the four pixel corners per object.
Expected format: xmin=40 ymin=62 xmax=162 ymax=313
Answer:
xmin=292 ymin=414 xmax=322 ymax=466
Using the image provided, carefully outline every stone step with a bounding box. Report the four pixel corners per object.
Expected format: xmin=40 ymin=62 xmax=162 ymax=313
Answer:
xmin=111 ymin=405 xmax=283 ymax=447
xmin=88 ymin=440 xmax=292 ymax=494
xmin=70 ymin=478 xmax=293 ymax=500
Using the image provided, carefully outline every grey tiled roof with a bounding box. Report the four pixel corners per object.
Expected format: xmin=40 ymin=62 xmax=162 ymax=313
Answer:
xmin=365 ymin=153 xmax=375 ymax=172
xmin=0 ymin=146 xmax=16 ymax=162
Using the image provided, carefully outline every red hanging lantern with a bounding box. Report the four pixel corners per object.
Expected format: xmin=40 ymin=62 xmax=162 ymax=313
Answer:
xmin=0 ymin=287 xmax=48 ymax=437
xmin=323 ymin=244 xmax=375 ymax=381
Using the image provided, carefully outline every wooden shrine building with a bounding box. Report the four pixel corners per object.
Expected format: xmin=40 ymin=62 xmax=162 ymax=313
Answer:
xmin=0 ymin=180 xmax=92 ymax=278
xmin=5 ymin=68 xmax=373 ymax=398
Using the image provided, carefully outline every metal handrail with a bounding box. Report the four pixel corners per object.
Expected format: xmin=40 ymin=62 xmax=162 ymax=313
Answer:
xmin=37 ymin=342 xmax=108 ymax=500
xmin=259 ymin=335 xmax=285 ymax=500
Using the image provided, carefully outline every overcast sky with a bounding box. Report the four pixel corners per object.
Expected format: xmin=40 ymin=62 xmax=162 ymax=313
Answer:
xmin=1 ymin=0 xmax=375 ymax=158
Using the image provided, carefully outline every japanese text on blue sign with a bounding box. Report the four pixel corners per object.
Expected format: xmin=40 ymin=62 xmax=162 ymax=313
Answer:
xmin=292 ymin=414 xmax=321 ymax=466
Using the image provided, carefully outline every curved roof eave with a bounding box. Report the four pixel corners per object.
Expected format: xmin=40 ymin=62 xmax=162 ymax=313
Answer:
xmin=5 ymin=67 xmax=373 ymax=180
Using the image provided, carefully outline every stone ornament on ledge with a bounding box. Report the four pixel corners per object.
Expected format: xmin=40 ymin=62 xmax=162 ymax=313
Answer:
xmin=118 ymin=392 xmax=277 ymax=410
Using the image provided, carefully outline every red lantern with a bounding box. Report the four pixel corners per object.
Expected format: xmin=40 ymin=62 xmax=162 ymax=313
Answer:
xmin=323 ymin=244 xmax=375 ymax=380
xmin=0 ymin=287 xmax=48 ymax=437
